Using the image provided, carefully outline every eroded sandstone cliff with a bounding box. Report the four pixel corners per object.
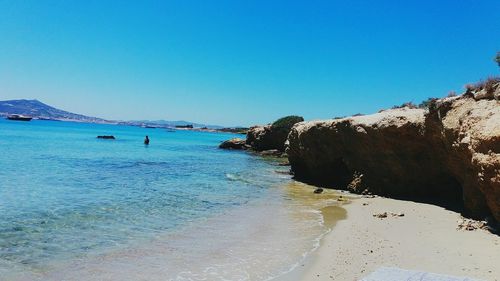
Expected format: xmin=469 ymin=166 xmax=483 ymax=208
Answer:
xmin=287 ymin=82 xmax=500 ymax=222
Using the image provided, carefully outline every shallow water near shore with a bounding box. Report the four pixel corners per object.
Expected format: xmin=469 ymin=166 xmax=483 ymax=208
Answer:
xmin=0 ymin=119 xmax=344 ymax=281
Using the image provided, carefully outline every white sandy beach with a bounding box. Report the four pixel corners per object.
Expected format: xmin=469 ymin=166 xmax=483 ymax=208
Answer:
xmin=289 ymin=195 xmax=500 ymax=281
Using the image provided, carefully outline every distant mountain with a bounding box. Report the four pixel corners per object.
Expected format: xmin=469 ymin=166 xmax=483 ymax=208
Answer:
xmin=0 ymin=99 xmax=109 ymax=123
xmin=0 ymin=99 xmax=227 ymax=128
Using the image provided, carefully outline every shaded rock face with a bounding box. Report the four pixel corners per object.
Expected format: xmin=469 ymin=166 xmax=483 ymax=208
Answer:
xmin=219 ymin=138 xmax=247 ymax=149
xmin=287 ymin=85 xmax=500 ymax=222
xmin=246 ymin=125 xmax=289 ymax=151
xmin=246 ymin=116 xmax=304 ymax=151
xmin=287 ymin=108 xmax=456 ymax=197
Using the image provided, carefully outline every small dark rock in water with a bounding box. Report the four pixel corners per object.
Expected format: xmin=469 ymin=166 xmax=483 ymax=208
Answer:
xmin=97 ymin=135 xmax=115 ymax=139
xmin=313 ymin=188 xmax=324 ymax=194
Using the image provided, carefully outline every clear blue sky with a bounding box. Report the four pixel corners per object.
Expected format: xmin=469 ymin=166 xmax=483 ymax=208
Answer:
xmin=1 ymin=0 xmax=499 ymax=126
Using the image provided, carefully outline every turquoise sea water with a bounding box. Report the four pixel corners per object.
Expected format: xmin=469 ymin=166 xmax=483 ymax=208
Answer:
xmin=0 ymin=119 xmax=336 ymax=281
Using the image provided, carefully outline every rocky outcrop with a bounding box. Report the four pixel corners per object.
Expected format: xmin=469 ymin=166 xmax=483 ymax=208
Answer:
xmin=287 ymin=81 xmax=500 ymax=222
xmin=246 ymin=116 xmax=304 ymax=151
xmin=219 ymin=138 xmax=248 ymax=149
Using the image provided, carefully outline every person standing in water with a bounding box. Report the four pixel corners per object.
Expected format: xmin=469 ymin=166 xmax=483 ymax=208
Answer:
xmin=144 ymin=135 xmax=150 ymax=145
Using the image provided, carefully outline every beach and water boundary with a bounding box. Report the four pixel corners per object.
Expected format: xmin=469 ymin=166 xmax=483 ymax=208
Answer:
xmin=1 ymin=118 xmax=499 ymax=281
xmin=0 ymin=119 xmax=349 ymax=281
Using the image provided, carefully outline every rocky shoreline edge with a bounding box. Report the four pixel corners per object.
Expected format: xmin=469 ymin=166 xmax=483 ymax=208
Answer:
xmin=220 ymin=77 xmax=500 ymax=229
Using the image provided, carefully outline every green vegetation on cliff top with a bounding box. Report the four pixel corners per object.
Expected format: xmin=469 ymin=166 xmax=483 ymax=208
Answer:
xmin=271 ymin=115 xmax=304 ymax=129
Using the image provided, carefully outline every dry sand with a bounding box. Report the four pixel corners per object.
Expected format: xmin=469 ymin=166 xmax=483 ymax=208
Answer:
xmin=286 ymin=195 xmax=500 ymax=281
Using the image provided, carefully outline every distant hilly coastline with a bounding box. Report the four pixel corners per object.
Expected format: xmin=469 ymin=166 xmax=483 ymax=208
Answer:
xmin=120 ymin=119 xmax=224 ymax=129
xmin=0 ymin=99 xmax=238 ymax=130
xmin=0 ymin=99 xmax=110 ymax=123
